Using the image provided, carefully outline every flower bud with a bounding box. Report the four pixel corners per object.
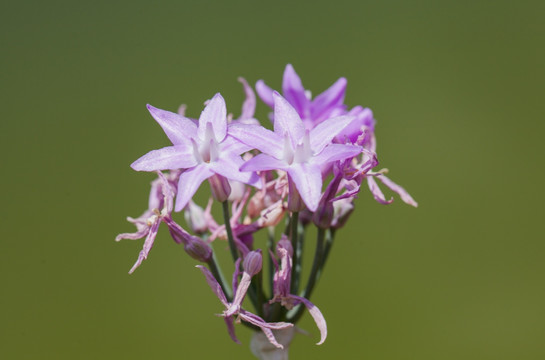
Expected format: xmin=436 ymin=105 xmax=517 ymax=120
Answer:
xmin=227 ymin=180 xmax=245 ymax=203
xmin=287 ymin=178 xmax=305 ymax=212
xmin=331 ymin=198 xmax=354 ymax=229
xmin=243 ymin=250 xmax=263 ymax=276
xmin=276 ymin=235 xmax=293 ymax=257
xmin=184 ymin=236 xmax=213 ymax=262
xmin=209 ymin=174 xmax=231 ymax=203
xmin=184 ymin=201 xmax=208 ymax=235
xmin=312 ymin=200 xmax=334 ymax=229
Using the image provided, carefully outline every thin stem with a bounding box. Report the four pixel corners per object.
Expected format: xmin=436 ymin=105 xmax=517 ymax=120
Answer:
xmin=206 ymin=252 xmax=232 ymax=301
xmin=287 ymin=227 xmax=325 ymax=323
xmin=222 ymin=200 xmax=239 ymax=262
xmin=267 ymin=227 xmax=276 ymax=297
xmin=289 ymin=212 xmax=300 ymax=294
xmin=319 ymin=228 xmax=336 ymax=274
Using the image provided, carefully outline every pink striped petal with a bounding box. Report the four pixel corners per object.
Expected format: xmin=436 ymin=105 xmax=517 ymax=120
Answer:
xmin=367 ymin=176 xmax=393 ymax=205
xmin=198 ymin=93 xmax=227 ymax=142
xmin=282 ymin=64 xmax=310 ymax=118
xmin=256 ymin=80 xmax=274 ymax=108
xmin=287 ymin=163 xmax=322 ymax=212
xmin=273 ymin=92 xmax=306 ymax=147
xmin=175 ymin=166 xmax=213 ymax=211
xmin=311 ymin=77 xmax=347 ymax=121
xmin=309 ymin=115 xmax=356 ymax=153
xmin=228 ymin=123 xmax=284 ymax=159
xmin=147 ymin=104 xmax=198 ymax=144
xmin=196 ymin=265 xmax=229 ymax=307
xmin=131 ymin=145 xmax=197 ymax=171
xmin=377 ymin=175 xmax=418 ymax=207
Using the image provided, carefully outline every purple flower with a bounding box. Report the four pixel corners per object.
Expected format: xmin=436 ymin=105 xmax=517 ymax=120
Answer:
xmin=230 ymin=92 xmax=362 ymax=211
xmin=131 ymin=93 xmax=261 ymax=212
xmin=269 ymin=236 xmax=327 ymax=345
xmin=256 ymin=64 xmax=347 ymax=128
xmin=197 ymin=252 xmax=293 ymax=349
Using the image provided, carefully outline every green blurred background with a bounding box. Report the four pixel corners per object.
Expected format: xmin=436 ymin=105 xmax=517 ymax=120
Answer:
xmin=2 ymin=0 xmax=544 ymax=358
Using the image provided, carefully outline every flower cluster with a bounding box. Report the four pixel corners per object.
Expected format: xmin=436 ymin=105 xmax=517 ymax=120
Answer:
xmin=117 ymin=65 xmax=417 ymax=353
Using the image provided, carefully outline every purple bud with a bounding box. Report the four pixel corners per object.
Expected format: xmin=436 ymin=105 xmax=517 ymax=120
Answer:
xmin=287 ymin=177 xmax=305 ymax=212
xmin=243 ymin=250 xmax=263 ymax=276
xmin=331 ymin=198 xmax=354 ymax=229
xmin=184 ymin=236 xmax=213 ymax=262
xmin=184 ymin=201 xmax=208 ymax=235
xmin=276 ymin=235 xmax=293 ymax=257
xmin=209 ymin=174 xmax=232 ymax=203
xmin=312 ymin=201 xmax=334 ymax=229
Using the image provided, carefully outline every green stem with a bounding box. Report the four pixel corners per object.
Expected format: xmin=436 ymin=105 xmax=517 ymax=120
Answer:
xmin=289 ymin=212 xmax=300 ymax=294
xmin=206 ymin=252 xmax=232 ymax=301
xmin=222 ymin=201 xmax=239 ymax=262
xmin=287 ymin=227 xmax=325 ymax=323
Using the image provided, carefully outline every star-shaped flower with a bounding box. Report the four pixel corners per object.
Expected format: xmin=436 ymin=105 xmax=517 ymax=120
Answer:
xmin=131 ymin=93 xmax=260 ymax=211
xmin=256 ymin=64 xmax=347 ymax=128
xmin=230 ymin=92 xmax=362 ymax=211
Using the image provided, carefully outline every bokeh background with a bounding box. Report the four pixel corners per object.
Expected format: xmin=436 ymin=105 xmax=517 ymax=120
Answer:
xmin=2 ymin=0 xmax=544 ymax=359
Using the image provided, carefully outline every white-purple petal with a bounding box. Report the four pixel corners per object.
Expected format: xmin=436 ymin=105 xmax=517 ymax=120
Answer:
xmin=220 ymin=135 xmax=253 ymax=156
xmin=287 ymin=163 xmax=322 ymax=212
xmin=311 ymin=144 xmax=362 ymax=165
xmin=310 ymin=77 xmax=347 ymax=121
xmin=211 ymin=155 xmax=261 ymax=188
xmin=131 ymin=145 xmax=197 ymax=171
xmin=146 ymin=104 xmax=198 ymax=144
xmin=240 ymin=154 xmax=287 ymax=173
xmin=238 ymin=77 xmax=256 ymax=120
xmin=273 ymin=92 xmax=306 ymax=147
xmin=255 ymin=80 xmax=275 ymax=108
xmin=309 ymin=115 xmax=355 ymax=153
xmin=175 ymin=165 xmax=214 ymax=212
xmin=198 ymin=93 xmax=227 ymax=142
xmin=282 ymin=64 xmax=310 ymax=119
xmin=228 ymin=123 xmax=284 ymax=159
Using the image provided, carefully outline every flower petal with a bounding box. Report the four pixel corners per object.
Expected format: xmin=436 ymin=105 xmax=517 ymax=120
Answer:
xmin=311 ymin=144 xmax=362 ymax=164
xmin=175 ymin=165 xmax=213 ymax=211
xmin=238 ymin=77 xmax=256 ymax=120
xmin=147 ymin=104 xmax=198 ymax=144
xmin=228 ymin=123 xmax=284 ymax=159
xmin=240 ymin=154 xmax=287 ymax=172
xmin=128 ymin=217 xmax=161 ymax=274
xmin=220 ymin=135 xmax=252 ymax=156
xmin=224 ymin=316 xmax=241 ymax=344
xmin=273 ymin=92 xmax=306 ymax=147
xmin=131 ymin=145 xmax=197 ymax=171
xmin=211 ymin=155 xmax=261 ymax=188
xmin=196 ymin=265 xmax=229 ymax=307
xmin=310 ymin=77 xmax=347 ymax=121
xmin=367 ymin=176 xmax=393 ymax=205
xmin=198 ymin=93 xmax=227 ymax=142
xmin=377 ymin=175 xmax=418 ymax=207
xmin=289 ymin=295 xmax=327 ymax=345
xmin=255 ymin=80 xmax=275 ymax=108
xmin=309 ymin=115 xmax=355 ymax=153
xmin=282 ymin=64 xmax=310 ymax=118
xmin=287 ymin=163 xmax=322 ymax=212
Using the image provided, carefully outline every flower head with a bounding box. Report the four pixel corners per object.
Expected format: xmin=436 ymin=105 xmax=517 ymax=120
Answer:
xmin=131 ymin=93 xmax=261 ymax=211
xmin=230 ymin=92 xmax=362 ymax=211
